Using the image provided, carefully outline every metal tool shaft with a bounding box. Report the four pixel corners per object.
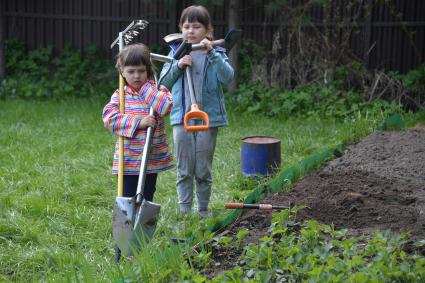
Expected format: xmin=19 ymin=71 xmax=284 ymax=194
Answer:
xmin=185 ymin=66 xmax=197 ymax=105
xmin=135 ymin=107 xmax=154 ymax=205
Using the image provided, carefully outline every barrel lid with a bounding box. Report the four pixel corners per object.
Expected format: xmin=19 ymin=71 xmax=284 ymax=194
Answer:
xmin=241 ymin=136 xmax=280 ymax=144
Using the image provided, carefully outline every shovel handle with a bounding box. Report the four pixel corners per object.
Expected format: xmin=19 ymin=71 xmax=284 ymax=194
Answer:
xmin=224 ymin=203 xmax=245 ymax=209
xmin=191 ymin=39 xmax=225 ymax=51
xmin=117 ymin=32 xmax=125 ymax=197
xmin=224 ymin=203 xmax=273 ymax=209
xmin=224 ymin=203 xmax=290 ymax=210
xmin=184 ymin=104 xmax=210 ymax=132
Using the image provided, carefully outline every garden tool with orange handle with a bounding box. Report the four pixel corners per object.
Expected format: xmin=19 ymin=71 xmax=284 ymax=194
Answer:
xmin=224 ymin=202 xmax=290 ymax=210
xmin=184 ymin=59 xmax=210 ymax=132
xmin=163 ymin=29 xmax=242 ymax=132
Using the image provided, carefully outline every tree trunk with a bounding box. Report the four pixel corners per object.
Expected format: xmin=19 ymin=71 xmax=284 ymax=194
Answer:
xmin=228 ymin=0 xmax=239 ymax=90
xmin=0 ymin=0 xmax=5 ymax=81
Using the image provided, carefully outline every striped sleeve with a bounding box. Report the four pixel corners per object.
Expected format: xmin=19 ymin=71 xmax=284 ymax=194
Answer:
xmin=140 ymin=82 xmax=172 ymax=117
xmin=102 ymin=90 xmax=141 ymax=138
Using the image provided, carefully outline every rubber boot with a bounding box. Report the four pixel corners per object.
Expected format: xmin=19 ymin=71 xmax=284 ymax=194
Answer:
xmin=114 ymin=245 xmax=121 ymax=263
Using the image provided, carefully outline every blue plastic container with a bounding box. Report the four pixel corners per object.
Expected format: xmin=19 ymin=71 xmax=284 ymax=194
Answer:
xmin=240 ymin=136 xmax=281 ymax=176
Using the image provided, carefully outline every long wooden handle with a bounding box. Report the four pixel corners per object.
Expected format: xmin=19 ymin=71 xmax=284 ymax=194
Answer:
xmin=191 ymin=39 xmax=225 ymax=51
xmin=117 ymin=73 xmax=125 ymax=197
xmin=117 ymin=32 xmax=125 ymax=198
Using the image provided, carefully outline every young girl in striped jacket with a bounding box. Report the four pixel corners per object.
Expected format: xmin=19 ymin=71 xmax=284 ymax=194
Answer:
xmin=102 ymin=43 xmax=174 ymax=201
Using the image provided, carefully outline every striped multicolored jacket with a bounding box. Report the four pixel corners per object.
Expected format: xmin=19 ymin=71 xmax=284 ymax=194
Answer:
xmin=102 ymin=81 xmax=174 ymax=175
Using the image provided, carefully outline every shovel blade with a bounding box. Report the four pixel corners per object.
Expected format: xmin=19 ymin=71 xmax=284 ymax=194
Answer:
xmin=134 ymin=200 xmax=161 ymax=239
xmin=112 ymin=196 xmax=136 ymax=256
xmin=112 ymin=197 xmax=161 ymax=256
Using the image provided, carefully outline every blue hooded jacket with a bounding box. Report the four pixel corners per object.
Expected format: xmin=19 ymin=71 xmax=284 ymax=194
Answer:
xmin=159 ymin=44 xmax=234 ymax=127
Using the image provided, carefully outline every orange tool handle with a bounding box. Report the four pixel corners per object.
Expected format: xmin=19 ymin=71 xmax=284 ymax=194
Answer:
xmin=224 ymin=203 xmax=245 ymax=209
xmin=183 ymin=104 xmax=210 ymax=132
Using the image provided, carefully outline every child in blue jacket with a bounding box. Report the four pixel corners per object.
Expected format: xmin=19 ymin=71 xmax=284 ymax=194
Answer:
xmin=160 ymin=5 xmax=234 ymax=216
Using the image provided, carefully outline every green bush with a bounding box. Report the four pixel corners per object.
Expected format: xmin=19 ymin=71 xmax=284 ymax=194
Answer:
xmin=0 ymin=40 xmax=116 ymax=99
xmin=226 ymin=82 xmax=401 ymax=119
xmin=229 ymin=42 xmax=399 ymax=119
xmin=396 ymin=63 xmax=425 ymax=94
xmin=231 ymin=38 xmax=425 ymax=118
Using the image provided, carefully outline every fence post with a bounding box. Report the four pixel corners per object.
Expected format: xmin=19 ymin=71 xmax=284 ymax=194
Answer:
xmin=228 ymin=0 xmax=239 ymax=90
xmin=0 ymin=0 xmax=5 ymax=81
xmin=168 ymin=1 xmax=177 ymax=34
xmin=364 ymin=0 xmax=373 ymax=68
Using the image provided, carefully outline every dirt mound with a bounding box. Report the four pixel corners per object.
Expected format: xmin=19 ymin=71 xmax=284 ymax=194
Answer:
xmin=267 ymin=169 xmax=424 ymax=238
xmin=266 ymin=126 xmax=425 ymax=239
xmin=209 ymin=126 xmax=425 ymax=276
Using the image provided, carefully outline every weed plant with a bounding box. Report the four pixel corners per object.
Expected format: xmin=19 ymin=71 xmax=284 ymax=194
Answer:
xmin=214 ymin=209 xmax=425 ymax=282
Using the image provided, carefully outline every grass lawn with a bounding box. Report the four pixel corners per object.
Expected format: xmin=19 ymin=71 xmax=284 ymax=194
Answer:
xmin=0 ymin=98 xmax=407 ymax=281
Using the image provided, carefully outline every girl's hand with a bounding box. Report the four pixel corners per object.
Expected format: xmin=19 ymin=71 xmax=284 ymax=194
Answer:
xmin=159 ymin=84 xmax=169 ymax=92
xmin=200 ymin=38 xmax=213 ymax=51
xmin=139 ymin=115 xmax=156 ymax=129
xmin=178 ymin=55 xmax=192 ymax=69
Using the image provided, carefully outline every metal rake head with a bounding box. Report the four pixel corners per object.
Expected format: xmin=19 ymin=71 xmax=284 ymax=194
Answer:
xmin=123 ymin=20 xmax=149 ymax=45
xmin=110 ymin=20 xmax=149 ymax=49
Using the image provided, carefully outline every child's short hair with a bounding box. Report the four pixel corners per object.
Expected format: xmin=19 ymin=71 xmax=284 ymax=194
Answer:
xmin=115 ymin=43 xmax=155 ymax=79
xmin=179 ymin=5 xmax=213 ymax=40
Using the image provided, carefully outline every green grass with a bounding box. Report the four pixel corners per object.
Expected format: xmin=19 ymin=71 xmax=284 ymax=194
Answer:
xmin=0 ymin=98 xmax=421 ymax=281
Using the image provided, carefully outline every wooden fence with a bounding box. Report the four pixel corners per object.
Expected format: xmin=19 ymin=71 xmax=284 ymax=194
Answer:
xmin=3 ymin=0 xmax=425 ymax=73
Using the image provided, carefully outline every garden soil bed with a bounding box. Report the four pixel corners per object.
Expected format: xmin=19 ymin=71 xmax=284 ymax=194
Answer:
xmin=208 ymin=125 xmax=425 ymax=277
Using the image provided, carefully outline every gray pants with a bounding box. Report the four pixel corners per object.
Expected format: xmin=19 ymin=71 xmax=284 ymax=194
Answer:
xmin=173 ymin=125 xmax=218 ymax=213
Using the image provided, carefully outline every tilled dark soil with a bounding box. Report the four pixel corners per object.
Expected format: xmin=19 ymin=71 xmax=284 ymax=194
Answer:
xmin=208 ymin=126 xmax=425 ymax=276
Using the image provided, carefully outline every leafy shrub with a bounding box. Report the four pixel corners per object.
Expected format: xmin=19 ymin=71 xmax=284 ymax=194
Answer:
xmin=226 ymin=82 xmax=401 ymax=119
xmin=0 ymin=40 xmax=116 ymax=99
xmin=389 ymin=63 xmax=425 ymax=109
xmin=397 ymin=64 xmax=425 ymax=94
xmin=51 ymin=45 xmax=116 ymax=98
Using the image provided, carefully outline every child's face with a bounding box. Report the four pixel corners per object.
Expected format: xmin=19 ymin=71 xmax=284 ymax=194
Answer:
xmin=121 ymin=65 xmax=147 ymax=89
xmin=181 ymin=20 xmax=209 ymax=44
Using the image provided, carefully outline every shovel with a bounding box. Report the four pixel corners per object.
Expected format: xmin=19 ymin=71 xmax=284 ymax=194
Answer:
xmin=110 ymin=21 xmax=161 ymax=260
xmin=163 ymin=29 xmax=242 ymax=132
xmin=112 ymin=106 xmax=161 ymax=257
xmin=110 ymin=24 xmax=193 ymax=260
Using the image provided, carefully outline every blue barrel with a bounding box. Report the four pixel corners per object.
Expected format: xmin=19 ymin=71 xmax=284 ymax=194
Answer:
xmin=240 ymin=136 xmax=281 ymax=176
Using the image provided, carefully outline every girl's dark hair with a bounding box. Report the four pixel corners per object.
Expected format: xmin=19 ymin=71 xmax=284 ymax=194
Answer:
xmin=115 ymin=43 xmax=155 ymax=79
xmin=179 ymin=5 xmax=213 ymax=39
